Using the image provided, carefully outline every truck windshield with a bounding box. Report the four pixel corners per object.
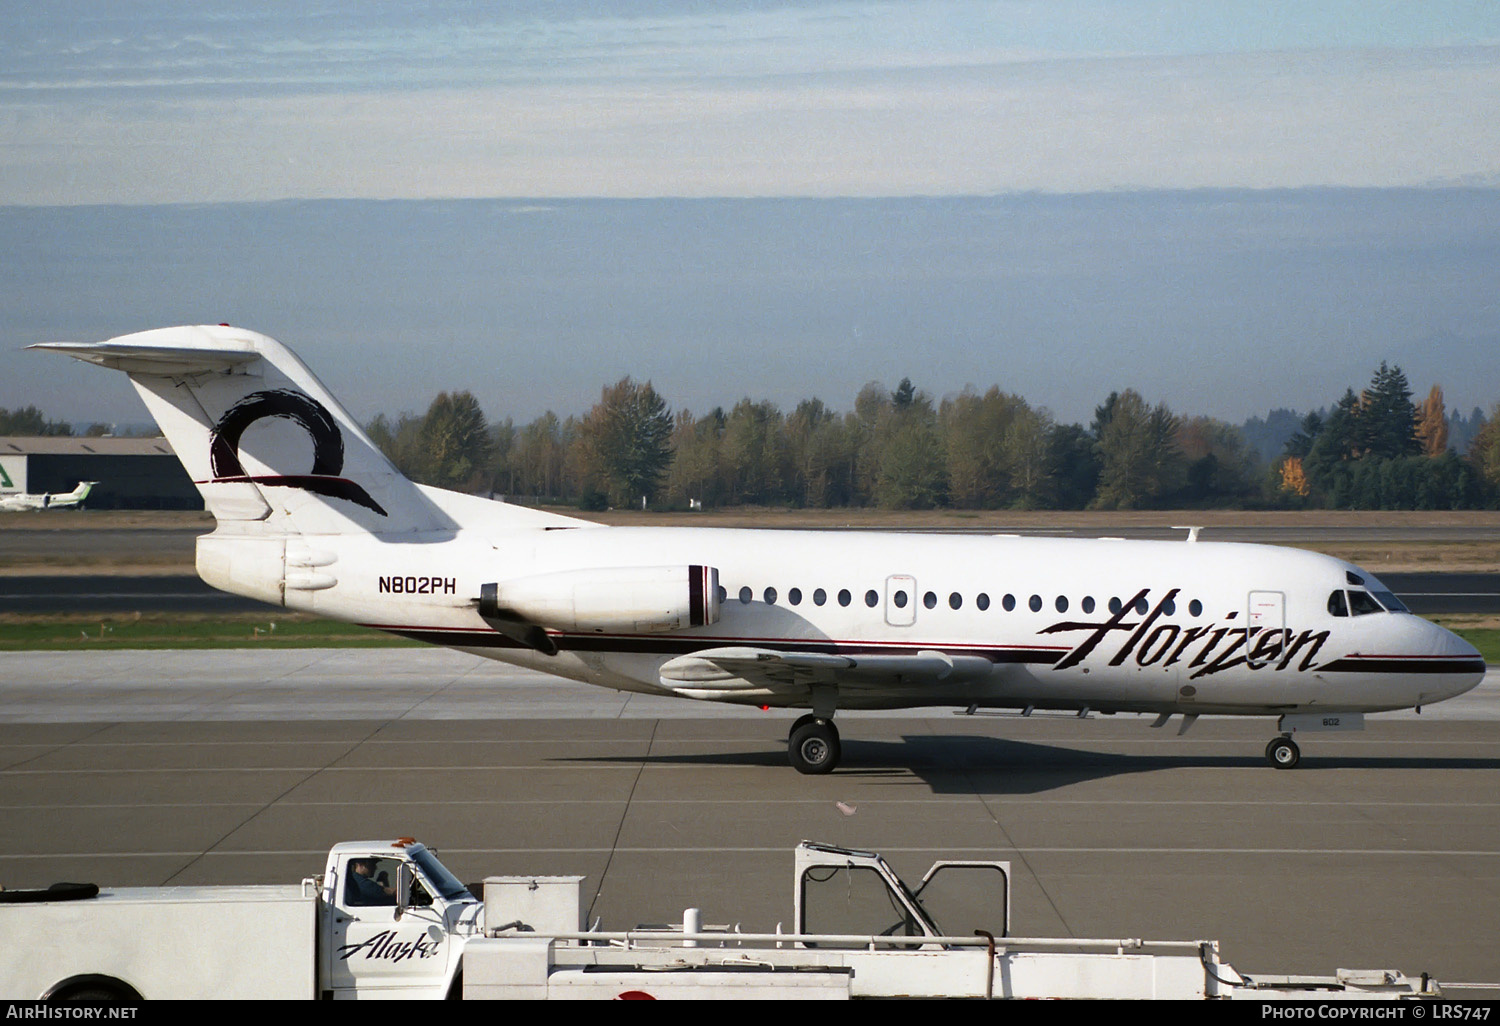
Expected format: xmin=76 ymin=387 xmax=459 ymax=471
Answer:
xmin=410 ymin=847 xmax=473 ymax=901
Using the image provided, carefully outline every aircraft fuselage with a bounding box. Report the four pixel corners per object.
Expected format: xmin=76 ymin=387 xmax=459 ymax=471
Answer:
xmin=220 ymin=525 xmax=1483 ymax=719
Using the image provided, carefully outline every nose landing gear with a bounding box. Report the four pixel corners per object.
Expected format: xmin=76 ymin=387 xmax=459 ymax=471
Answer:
xmin=1265 ymin=735 xmax=1301 ymax=769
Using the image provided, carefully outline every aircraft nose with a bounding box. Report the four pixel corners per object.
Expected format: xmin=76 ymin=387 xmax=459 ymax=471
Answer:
xmin=1422 ymin=620 xmax=1487 ymax=704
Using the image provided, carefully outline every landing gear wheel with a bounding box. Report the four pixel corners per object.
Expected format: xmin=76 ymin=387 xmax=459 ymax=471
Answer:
xmin=789 ymin=719 xmax=841 ymax=775
xmin=1266 ymin=736 xmax=1300 ymax=769
xmin=788 ymin=713 xmax=820 ymax=740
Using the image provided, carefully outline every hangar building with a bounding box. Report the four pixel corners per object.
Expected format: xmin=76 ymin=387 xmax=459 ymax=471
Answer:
xmin=0 ymin=437 xmax=200 ymax=510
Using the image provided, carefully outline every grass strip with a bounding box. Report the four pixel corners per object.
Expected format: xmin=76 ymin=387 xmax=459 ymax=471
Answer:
xmin=0 ymin=614 xmax=418 ymax=651
xmin=1449 ymin=629 xmax=1500 ymax=667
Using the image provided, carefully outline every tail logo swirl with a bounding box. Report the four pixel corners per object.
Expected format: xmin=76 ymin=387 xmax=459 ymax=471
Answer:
xmin=207 ymin=389 xmax=388 ymax=516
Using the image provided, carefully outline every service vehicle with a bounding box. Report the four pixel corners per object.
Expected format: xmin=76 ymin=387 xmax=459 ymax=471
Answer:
xmin=0 ymin=837 xmax=1438 ymax=1001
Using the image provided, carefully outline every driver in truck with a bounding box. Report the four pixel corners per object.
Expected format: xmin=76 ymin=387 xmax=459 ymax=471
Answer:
xmin=346 ymin=858 xmax=396 ymax=906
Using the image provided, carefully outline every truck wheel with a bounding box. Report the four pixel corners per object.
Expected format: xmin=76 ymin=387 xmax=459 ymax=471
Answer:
xmin=47 ymin=975 xmax=139 ymax=1003
xmin=789 ymin=720 xmax=841 ymax=774
xmin=1265 ymin=736 xmax=1300 ymax=769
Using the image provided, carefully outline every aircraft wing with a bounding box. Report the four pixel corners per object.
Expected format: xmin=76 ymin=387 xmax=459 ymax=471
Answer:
xmin=657 ymin=646 xmax=993 ymax=700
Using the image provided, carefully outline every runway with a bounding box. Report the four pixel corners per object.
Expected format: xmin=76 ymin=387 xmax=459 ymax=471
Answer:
xmin=2 ymin=649 xmax=1497 ymax=994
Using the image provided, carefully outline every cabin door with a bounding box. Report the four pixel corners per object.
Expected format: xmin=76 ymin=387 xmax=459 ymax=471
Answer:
xmin=1246 ymin=590 xmax=1286 ymax=669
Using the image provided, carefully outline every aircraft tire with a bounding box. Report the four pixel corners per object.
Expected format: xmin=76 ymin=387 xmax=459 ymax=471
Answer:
xmin=789 ymin=720 xmax=841 ymax=775
xmin=788 ymin=713 xmax=820 ymax=740
xmin=1265 ymin=736 xmax=1300 ymax=769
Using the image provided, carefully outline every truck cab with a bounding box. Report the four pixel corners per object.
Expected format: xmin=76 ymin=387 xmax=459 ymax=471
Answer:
xmin=320 ymin=838 xmax=483 ymax=999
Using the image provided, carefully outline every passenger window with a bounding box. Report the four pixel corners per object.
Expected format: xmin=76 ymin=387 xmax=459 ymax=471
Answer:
xmin=814 ymin=588 xmax=827 ymax=606
xmin=717 ymin=586 xmax=727 ymax=603
xmin=739 ymin=586 xmax=752 ymax=604
xmin=949 ymin=592 xmax=962 ymax=610
xmin=1002 ymin=594 xmax=1015 ymax=611
xmin=764 ymin=587 xmax=778 ymax=605
xmin=1028 ymin=595 xmax=1042 ymax=612
xmin=1327 ymin=590 xmax=1348 ymax=617
xmin=1054 ymin=596 xmax=1068 ymax=613
xmin=864 ymin=590 xmax=879 ymax=608
xmin=1189 ymin=599 xmax=1203 ymax=617
xmin=1349 ymin=590 xmax=1384 ymax=616
xmin=1163 ymin=599 xmax=1176 ymax=615
xmin=893 ymin=590 xmax=908 ymax=608
xmin=1081 ymin=596 xmax=1095 ymax=614
xmin=838 ymin=589 xmax=852 ymax=607
xmin=924 ymin=592 xmax=937 ymax=609
xmin=977 ymin=593 xmax=990 ymax=610
xmin=789 ymin=588 xmax=802 ymax=606
xmin=1108 ymin=597 xmax=1122 ymax=614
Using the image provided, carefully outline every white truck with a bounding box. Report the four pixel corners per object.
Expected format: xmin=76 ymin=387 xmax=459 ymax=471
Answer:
xmin=1 ymin=837 xmax=1438 ymax=1001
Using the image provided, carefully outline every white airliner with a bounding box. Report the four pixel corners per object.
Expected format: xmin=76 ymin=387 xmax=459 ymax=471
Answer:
xmin=0 ymin=481 xmax=95 ymax=512
xmin=35 ymin=326 xmax=1485 ymax=773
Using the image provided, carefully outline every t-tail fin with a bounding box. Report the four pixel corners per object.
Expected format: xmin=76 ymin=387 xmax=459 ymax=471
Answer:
xmin=34 ymin=325 xmax=584 ymax=536
xmin=58 ymin=482 xmax=95 ymax=505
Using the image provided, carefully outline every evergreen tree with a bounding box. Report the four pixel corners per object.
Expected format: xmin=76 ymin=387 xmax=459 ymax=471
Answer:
xmin=418 ymin=391 xmax=494 ymax=491
xmin=1283 ymin=411 xmax=1323 ymax=460
xmin=579 ymin=377 xmax=674 ymax=507
xmin=1045 ymin=424 xmax=1100 ymax=509
xmin=1360 ymin=362 xmax=1419 ymax=460
xmin=1092 ymin=390 xmax=1183 ymax=509
xmin=1304 ymin=389 xmax=1362 ymax=481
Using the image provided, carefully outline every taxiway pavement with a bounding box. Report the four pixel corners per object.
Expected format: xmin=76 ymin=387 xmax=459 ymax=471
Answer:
xmin=1 ymin=648 xmax=1497 ymax=994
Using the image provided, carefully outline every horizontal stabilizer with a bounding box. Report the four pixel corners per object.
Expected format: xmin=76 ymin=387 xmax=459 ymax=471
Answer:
xmin=31 ymin=337 xmax=263 ymax=376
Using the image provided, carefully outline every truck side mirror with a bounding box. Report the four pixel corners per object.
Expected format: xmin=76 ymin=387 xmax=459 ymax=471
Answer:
xmin=394 ymin=862 xmax=411 ymax=921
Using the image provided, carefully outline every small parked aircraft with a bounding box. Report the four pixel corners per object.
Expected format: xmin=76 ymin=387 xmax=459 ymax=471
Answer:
xmin=0 ymin=481 xmax=95 ymax=512
xmin=35 ymin=327 xmax=1485 ymax=772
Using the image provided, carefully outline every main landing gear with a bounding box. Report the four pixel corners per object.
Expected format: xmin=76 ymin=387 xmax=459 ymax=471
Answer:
xmin=788 ymin=714 xmax=841 ymax=775
xmin=1265 ymin=734 xmax=1301 ymax=769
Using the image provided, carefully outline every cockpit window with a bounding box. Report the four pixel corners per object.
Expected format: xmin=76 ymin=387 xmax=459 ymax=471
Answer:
xmin=1348 ymin=589 xmax=1384 ymax=616
xmin=1370 ymin=590 xmax=1409 ymax=613
xmin=1327 ymin=590 xmax=1348 ymax=617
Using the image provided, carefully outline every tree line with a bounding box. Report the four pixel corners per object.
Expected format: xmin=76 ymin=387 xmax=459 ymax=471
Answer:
xmin=362 ymin=363 xmax=1500 ymax=512
xmin=0 ymin=405 xmax=133 ymax=438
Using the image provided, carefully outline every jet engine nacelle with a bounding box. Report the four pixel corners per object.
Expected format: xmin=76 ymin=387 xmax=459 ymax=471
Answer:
xmin=480 ymin=565 xmax=720 ymax=634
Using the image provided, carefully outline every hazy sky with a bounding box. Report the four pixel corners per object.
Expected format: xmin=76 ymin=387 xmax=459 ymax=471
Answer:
xmin=4 ymin=2 xmax=1498 ymax=202
xmin=1 ymin=4 xmax=1497 ymax=433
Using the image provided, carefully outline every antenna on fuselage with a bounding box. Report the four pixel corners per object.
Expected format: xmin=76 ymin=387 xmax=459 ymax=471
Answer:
xmin=1171 ymin=525 xmax=1202 ymax=543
